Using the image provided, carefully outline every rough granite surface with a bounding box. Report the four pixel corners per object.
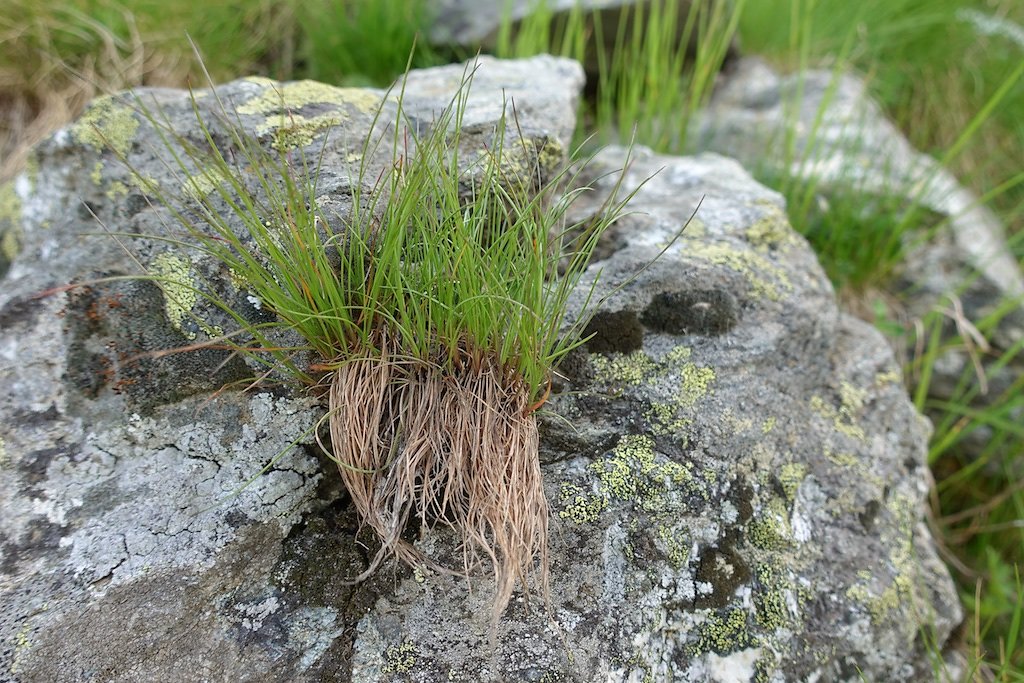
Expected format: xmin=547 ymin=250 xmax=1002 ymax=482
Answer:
xmin=1 ymin=57 xmax=962 ymax=681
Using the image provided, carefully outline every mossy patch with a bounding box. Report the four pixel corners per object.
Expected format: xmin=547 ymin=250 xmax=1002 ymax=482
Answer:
xmin=640 ymin=288 xmax=739 ymax=336
xmin=71 ymin=95 xmax=139 ymax=156
xmin=584 ymin=309 xmax=645 ymax=355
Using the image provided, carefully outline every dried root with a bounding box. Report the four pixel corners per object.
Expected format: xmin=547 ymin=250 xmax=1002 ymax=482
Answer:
xmin=327 ymin=335 xmax=550 ymax=624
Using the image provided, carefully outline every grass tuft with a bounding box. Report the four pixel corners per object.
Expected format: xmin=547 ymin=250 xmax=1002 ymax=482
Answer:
xmin=127 ymin=66 xmax=639 ymax=624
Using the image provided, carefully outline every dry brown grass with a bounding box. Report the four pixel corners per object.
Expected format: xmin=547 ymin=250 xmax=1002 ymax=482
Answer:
xmin=328 ymin=331 xmax=550 ymax=625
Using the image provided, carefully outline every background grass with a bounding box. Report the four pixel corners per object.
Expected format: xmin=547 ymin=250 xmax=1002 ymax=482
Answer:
xmin=1 ymin=0 xmax=1022 ymax=677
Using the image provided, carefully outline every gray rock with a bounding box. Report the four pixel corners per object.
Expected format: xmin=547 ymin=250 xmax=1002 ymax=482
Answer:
xmin=1 ymin=57 xmax=961 ymax=681
xmin=428 ymin=0 xmax=738 ymax=86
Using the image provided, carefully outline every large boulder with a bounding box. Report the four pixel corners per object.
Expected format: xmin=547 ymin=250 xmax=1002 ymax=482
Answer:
xmin=1 ymin=57 xmax=961 ymax=681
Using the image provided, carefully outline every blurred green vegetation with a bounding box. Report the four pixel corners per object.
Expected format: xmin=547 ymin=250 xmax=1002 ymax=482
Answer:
xmin=1 ymin=0 xmax=1022 ymax=677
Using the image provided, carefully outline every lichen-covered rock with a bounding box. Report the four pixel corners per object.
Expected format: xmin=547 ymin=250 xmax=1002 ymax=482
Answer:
xmin=1 ymin=57 xmax=961 ymax=682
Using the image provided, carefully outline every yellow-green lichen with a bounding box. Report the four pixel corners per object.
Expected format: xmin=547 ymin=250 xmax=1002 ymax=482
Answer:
xmin=753 ymin=563 xmax=807 ymax=633
xmin=11 ymin=621 xmax=31 ymax=675
xmin=591 ymin=351 xmax=658 ymax=386
xmin=678 ymin=362 xmax=715 ymax=408
xmin=809 ymin=394 xmax=866 ymax=442
xmin=558 ymin=482 xmax=608 ymax=523
xmin=825 ymin=448 xmax=859 ymax=468
xmin=682 ymin=239 xmax=792 ymax=301
xmin=90 ymin=160 xmax=104 ymax=186
xmin=0 ymin=436 xmax=7 ymax=467
xmin=105 ymin=181 xmax=130 ymax=202
xmin=1 ymin=182 xmax=21 ymax=225
xmin=559 ymin=434 xmax=704 ymax=524
xmin=381 ymin=641 xmax=417 ymax=674
xmin=151 ymin=253 xmax=201 ymax=339
xmin=24 ymin=152 xmax=40 ymax=189
xmin=747 ymin=498 xmax=792 ymax=551
xmin=697 ymin=608 xmax=753 ymax=653
xmin=181 ymin=167 xmax=228 ymax=202
xmin=777 ymin=463 xmax=806 ymax=502
xmin=761 ymin=417 xmax=776 ymax=434
xmin=486 ymin=136 xmax=565 ymax=185
xmin=645 ymin=402 xmax=691 ymax=437
xmin=658 ymin=525 xmax=690 ymax=568
xmin=237 ymin=82 xmax=381 ymax=116
xmin=71 ymin=95 xmax=139 ymax=156
xmin=875 ymin=369 xmax=902 ymax=386
xmin=844 ymin=493 xmax=922 ymax=623
xmin=261 ymin=113 xmax=342 ymax=151
xmin=745 ymin=208 xmax=801 ymax=252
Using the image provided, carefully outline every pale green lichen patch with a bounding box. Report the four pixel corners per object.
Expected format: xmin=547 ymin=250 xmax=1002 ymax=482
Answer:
xmin=0 ymin=436 xmax=7 ymax=467
xmin=745 ymin=208 xmax=801 ymax=252
xmin=809 ymin=393 xmax=867 ymax=442
xmin=591 ymin=351 xmax=658 ymax=386
xmin=747 ymin=498 xmax=793 ymax=551
xmin=1 ymin=182 xmax=22 ymax=262
xmin=237 ymin=81 xmax=381 ymax=116
xmin=761 ymin=417 xmax=776 ymax=434
xmin=151 ymin=253 xmax=198 ymax=337
xmin=592 ymin=347 xmax=716 ymax=436
xmin=381 ymin=641 xmax=418 ymax=674
xmin=844 ymin=492 xmax=923 ymax=623
xmin=681 ymin=239 xmax=792 ymax=301
xmin=11 ymin=620 xmax=32 ymax=675
xmin=696 ymin=608 xmax=753 ymax=653
xmin=149 ymin=253 xmax=221 ymax=340
xmin=182 ymin=167 xmax=228 ymax=202
xmin=559 ymin=434 xmax=705 ymax=524
xmin=260 ymin=113 xmax=342 ymax=151
xmin=105 ymin=181 xmax=130 ymax=202
xmin=875 ymin=369 xmax=902 ymax=386
xmin=478 ymin=136 xmax=566 ymax=185
xmin=71 ymin=95 xmax=139 ymax=156
xmin=1 ymin=182 xmax=21 ymax=225
xmin=558 ymin=482 xmax=607 ymax=524
xmin=90 ymin=160 xmax=104 ymax=186
xmin=777 ymin=463 xmax=806 ymax=502
xmin=658 ymin=524 xmax=691 ymax=568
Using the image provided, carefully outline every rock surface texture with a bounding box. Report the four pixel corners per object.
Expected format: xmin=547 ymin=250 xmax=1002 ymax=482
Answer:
xmin=1 ymin=57 xmax=962 ymax=681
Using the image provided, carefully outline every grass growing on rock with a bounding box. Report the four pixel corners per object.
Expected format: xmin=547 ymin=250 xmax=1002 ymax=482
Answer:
xmin=132 ymin=69 xmax=637 ymax=624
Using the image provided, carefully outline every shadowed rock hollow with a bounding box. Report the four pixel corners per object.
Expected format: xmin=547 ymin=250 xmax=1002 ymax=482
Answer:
xmin=0 ymin=56 xmax=961 ymax=682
